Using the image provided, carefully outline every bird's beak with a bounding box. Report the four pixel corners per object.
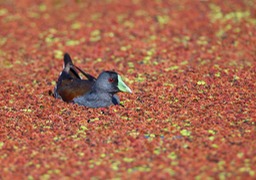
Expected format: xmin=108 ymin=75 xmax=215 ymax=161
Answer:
xmin=117 ymin=75 xmax=132 ymax=93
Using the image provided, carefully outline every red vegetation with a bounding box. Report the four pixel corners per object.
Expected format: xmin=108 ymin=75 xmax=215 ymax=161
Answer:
xmin=0 ymin=0 xmax=255 ymax=179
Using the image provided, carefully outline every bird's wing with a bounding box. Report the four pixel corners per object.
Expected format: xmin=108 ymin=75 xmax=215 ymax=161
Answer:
xmin=56 ymin=79 xmax=94 ymax=102
xmin=54 ymin=53 xmax=96 ymax=101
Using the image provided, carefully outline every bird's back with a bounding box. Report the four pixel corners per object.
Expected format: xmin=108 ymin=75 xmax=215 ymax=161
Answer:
xmin=54 ymin=53 xmax=96 ymax=102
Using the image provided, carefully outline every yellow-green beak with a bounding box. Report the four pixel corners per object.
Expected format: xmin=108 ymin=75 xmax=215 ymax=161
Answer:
xmin=117 ymin=75 xmax=132 ymax=93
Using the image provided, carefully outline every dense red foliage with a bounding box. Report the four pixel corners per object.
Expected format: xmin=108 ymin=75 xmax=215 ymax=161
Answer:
xmin=0 ymin=0 xmax=255 ymax=179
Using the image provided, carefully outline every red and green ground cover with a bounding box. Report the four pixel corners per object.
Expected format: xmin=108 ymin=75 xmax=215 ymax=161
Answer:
xmin=0 ymin=0 xmax=255 ymax=179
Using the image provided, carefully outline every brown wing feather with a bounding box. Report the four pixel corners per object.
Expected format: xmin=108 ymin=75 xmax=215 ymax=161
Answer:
xmin=57 ymin=79 xmax=94 ymax=102
xmin=54 ymin=53 xmax=96 ymax=102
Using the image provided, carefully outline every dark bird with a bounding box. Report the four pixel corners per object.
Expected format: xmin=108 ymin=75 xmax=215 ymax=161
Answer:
xmin=54 ymin=53 xmax=132 ymax=108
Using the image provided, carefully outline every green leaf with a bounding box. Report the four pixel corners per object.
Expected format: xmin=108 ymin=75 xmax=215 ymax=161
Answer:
xmin=180 ymin=129 xmax=191 ymax=137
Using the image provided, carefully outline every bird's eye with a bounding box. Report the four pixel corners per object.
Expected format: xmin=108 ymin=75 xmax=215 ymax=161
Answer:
xmin=108 ymin=78 xmax=114 ymax=83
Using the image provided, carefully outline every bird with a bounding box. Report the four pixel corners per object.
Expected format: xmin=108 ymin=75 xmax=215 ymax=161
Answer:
xmin=54 ymin=53 xmax=132 ymax=108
